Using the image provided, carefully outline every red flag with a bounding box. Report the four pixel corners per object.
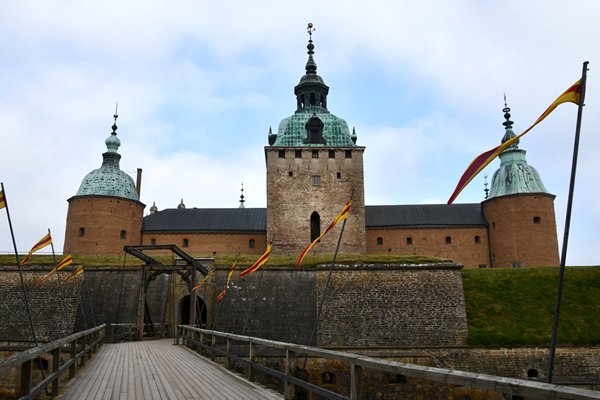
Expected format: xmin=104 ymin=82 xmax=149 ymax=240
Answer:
xmin=240 ymin=241 xmax=272 ymax=279
xmin=37 ymin=255 xmax=73 ymax=284
xmin=297 ymin=200 xmax=352 ymax=267
xmin=21 ymin=232 xmax=53 ymax=265
xmin=216 ymin=260 xmax=236 ymax=302
xmin=192 ymin=271 xmax=212 ymax=292
xmin=65 ymin=266 xmax=84 ymax=282
xmin=447 ymin=80 xmax=582 ymax=205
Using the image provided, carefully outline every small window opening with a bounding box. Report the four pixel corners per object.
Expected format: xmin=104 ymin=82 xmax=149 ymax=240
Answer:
xmin=406 ymin=237 xmax=413 ymax=245
xmin=312 ymin=150 xmax=319 ymax=158
xmin=78 ymin=227 xmax=85 ymax=237
xmin=328 ymin=150 xmax=335 ymax=158
xmin=533 ymin=216 xmax=541 ymax=224
xmin=345 ymin=150 xmax=352 ymax=159
xmin=310 ymin=212 xmax=321 ymax=242
xmin=182 ymin=238 xmax=189 ymax=248
xmin=474 ymin=235 xmax=481 ymax=243
xmin=120 ymin=230 xmax=127 ymax=240
xmin=288 ymin=171 xmax=293 ymax=177
xmin=527 ymin=369 xmax=539 ymax=378
xmin=278 ymin=150 xmax=285 ymax=158
xmin=311 ymin=176 xmax=321 ymax=186
xmin=336 ymin=172 xmax=341 ymax=179
xmin=478 ymin=264 xmax=487 ymax=269
xmin=295 ymin=150 xmax=302 ymax=158
xmin=445 ymin=236 xmax=452 ymax=244
xmin=249 ymin=239 xmax=256 ymax=249
xmin=151 ymin=238 xmax=156 ymax=246
xmin=376 ymin=237 xmax=383 ymax=246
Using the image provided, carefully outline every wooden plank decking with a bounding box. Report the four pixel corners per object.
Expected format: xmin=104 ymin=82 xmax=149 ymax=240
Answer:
xmin=59 ymin=339 xmax=282 ymax=400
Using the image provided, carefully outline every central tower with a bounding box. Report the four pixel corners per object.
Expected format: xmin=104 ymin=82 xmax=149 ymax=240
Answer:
xmin=265 ymin=24 xmax=366 ymax=255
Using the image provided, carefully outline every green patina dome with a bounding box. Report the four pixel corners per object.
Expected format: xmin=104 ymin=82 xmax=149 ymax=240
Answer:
xmin=268 ymin=25 xmax=357 ymax=148
xmin=488 ymin=105 xmax=549 ymax=199
xmin=75 ymin=117 xmax=139 ymax=201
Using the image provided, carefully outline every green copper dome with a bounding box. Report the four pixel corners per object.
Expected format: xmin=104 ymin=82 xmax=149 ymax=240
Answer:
xmin=75 ymin=115 xmax=139 ymax=201
xmin=268 ymin=24 xmax=357 ymax=148
xmin=488 ymin=104 xmax=549 ymax=199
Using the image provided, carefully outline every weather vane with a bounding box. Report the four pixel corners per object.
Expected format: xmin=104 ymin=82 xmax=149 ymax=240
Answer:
xmin=307 ymin=22 xmax=314 ymax=40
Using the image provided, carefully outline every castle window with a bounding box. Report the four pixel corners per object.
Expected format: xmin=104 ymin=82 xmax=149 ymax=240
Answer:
xmin=345 ymin=150 xmax=352 ymax=159
xmin=278 ymin=150 xmax=285 ymax=158
xmin=406 ymin=237 xmax=413 ymax=245
xmin=309 ymin=92 xmax=316 ymax=106
xmin=527 ymin=369 xmax=539 ymax=378
xmin=512 ymin=262 xmax=522 ymax=268
xmin=312 ymin=150 xmax=319 ymax=158
xmin=533 ymin=216 xmax=541 ymax=224
xmin=492 ymin=222 xmax=496 ymax=228
xmin=151 ymin=238 xmax=156 ymax=245
xmin=445 ymin=236 xmax=452 ymax=244
xmin=120 ymin=230 xmax=127 ymax=240
xmin=78 ymin=227 xmax=85 ymax=237
xmin=288 ymin=171 xmax=293 ymax=177
xmin=182 ymin=238 xmax=189 ymax=248
xmin=311 ymin=175 xmax=321 ymax=186
xmin=376 ymin=237 xmax=383 ymax=246
xmin=249 ymin=239 xmax=256 ymax=249
xmin=295 ymin=150 xmax=302 ymax=158
xmin=479 ymin=264 xmax=487 ymax=269
xmin=474 ymin=235 xmax=481 ymax=243
xmin=329 ymin=150 xmax=335 ymax=159
xmin=336 ymin=172 xmax=341 ymax=180
xmin=310 ymin=212 xmax=321 ymax=242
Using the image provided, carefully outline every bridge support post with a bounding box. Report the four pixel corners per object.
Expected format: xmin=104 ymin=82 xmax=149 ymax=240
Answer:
xmin=226 ymin=338 xmax=233 ymax=369
xmin=19 ymin=359 xmax=32 ymax=397
xmin=284 ymin=349 xmax=296 ymax=399
xmin=211 ymin=334 xmax=217 ymax=361
xmin=51 ymin=347 xmax=60 ymax=397
xmin=350 ymin=363 xmax=362 ymax=400
xmin=248 ymin=341 xmax=255 ymax=382
xmin=69 ymin=340 xmax=76 ymax=379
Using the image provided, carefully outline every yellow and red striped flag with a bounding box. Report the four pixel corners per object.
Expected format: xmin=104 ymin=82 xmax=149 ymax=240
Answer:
xmin=447 ymin=80 xmax=582 ymax=205
xmin=217 ymin=260 xmax=236 ymax=302
xmin=297 ymin=200 xmax=352 ymax=267
xmin=0 ymin=190 xmax=6 ymax=209
xmin=192 ymin=270 xmax=213 ymax=292
xmin=37 ymin=255 xmax=73 ymax=284
xmin=21 ymin=232 xmax=53 ymax=265
xmin=65 ymin=266 xmax=84 ymax=282
xmin=240 ymin=241 xmax=272 ymax=279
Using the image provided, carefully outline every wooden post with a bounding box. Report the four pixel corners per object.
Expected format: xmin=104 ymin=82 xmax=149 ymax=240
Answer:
xmin=136 ymin=267 xmax=146 ymax=341
xmin=20 ymin=359 xmax=32 ymax=397
xmin=51 ymin=347 xmax=60 ymax=397
xmin=190 ymin=266 xmax=197 ymax=326
xmin=211 ymin=334 xmax=217 ymax=361
xmin=226 ymin=337 xmax=233 ymax=369
xmin=81 ymin=335 xmax=86 ymax=367
xmin=284 ymin=349 xmax=296 ymax=400
xmin=70 ymin=340 xmax=77 ymax=379
xmin=350 ymin=363 xmax=362 ymax=400
xmin=248 ymin=341 xmax=255 ymax=382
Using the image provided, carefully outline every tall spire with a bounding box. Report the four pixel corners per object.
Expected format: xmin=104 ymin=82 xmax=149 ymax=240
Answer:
xmin=305 ymin=22 xmax=317 ymax=75
xmin=105 ymin=103 xmax=121 ymax=154
xmin=294 ymin=22 xmax=329 ymax=111
xmin=239 ymin=182 xmax=246 ymax=208
xmin=500 ymin=94 xmax=519 ymax=150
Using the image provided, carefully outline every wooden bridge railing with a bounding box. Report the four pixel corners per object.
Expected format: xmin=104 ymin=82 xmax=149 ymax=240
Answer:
xmin=0 ymin=324 xmax=106 ymax=399
xmin=178 ymin=325 xmax=600 ymax=400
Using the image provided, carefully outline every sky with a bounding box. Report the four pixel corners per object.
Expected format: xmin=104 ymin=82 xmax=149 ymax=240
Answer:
xmin=0 ymin=0 xmax=598 ymax=266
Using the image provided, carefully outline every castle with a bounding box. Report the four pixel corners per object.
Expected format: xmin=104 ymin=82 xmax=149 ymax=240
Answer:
xmin=63 ymin=29 xmax=560 ymax=269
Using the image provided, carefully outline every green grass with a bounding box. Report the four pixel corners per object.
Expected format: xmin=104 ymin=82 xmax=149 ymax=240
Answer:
xmin=462 ymin=266 xmax=600 ymax=346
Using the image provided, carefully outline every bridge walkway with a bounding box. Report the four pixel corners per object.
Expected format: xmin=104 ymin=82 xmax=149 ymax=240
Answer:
xmin=58 ymin=338 xmax=282 ymax=400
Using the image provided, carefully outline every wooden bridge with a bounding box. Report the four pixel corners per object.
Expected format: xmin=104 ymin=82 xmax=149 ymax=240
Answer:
xmin=2 ymin=324 xmax=600 ymax=400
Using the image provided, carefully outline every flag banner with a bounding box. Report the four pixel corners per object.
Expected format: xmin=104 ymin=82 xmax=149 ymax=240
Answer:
xmin=216 ymin=260 xmax=236 ymax=302
xmin=240 ymin=241 xmax=272 ymax=279
xmin=191 ymin=271 xmax=212 ymax=292
xmin=447 ymin=80 xmax=582 ymax=205
xmin=36 ymin=255 xmax=74 ymax=284
xmin=65 ymin=266 xmax=84 ymax=282
xmin=0 ymin=190 xmax=5 ymax=209
xmin=297 ymin=200 xmax=352 ymax=267
xmin=21 ymin=232 xmax=53 ymax=265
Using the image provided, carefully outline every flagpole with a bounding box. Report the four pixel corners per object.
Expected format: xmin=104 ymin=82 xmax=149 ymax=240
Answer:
xmin=547 ymin=61 xmax=589 ymax=383
xmin=303 ymin=190 xmax=354 ymax=369
xmin=1 ymin=183 xmax=40 ymax=347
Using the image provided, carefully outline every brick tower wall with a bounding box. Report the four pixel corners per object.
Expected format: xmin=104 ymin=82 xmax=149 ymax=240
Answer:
xmin=265 ymin=147 xmax=366 ymax=255
xmin=483 ymin=193 xmax=559 ymax=267
xmin=63 ymin=195 xmax=145 ymax=255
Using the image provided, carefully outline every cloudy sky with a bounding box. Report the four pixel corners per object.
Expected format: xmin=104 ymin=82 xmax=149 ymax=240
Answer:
xmin=1 ymin=0 xmax=598 ymax=266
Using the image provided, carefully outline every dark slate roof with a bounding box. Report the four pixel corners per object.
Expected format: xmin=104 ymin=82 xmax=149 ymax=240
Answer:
xmin=142 ymin=203 xmax=487 ymax=233
xmin=364 ymin=203 xmax=487 ymax=228
xmin=143 ymin=208 xmax=266 ymax=232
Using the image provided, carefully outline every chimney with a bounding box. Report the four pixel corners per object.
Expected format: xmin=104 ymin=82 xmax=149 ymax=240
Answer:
xmin=136 ymin=168 xmax=142 ymax=198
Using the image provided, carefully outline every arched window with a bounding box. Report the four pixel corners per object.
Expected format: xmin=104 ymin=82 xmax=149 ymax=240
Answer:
xmin=182 ymin=238 xmax=189 ymax=248
xmin=474 ymin=235 xmax=481 ymax=243
xmin=310 ymin=212 xmax=321 ymax=242
xmin=376 ymin=237 xmax=383 ymax=246
xmin=249 ymin=239 xmax=256 ymax=249
xmin=527 ymin=369 xmax=539 ymax=378
xmin=120 ymin=230 xmax=127 ymax=240
xmin=445 ymin=236 xmax=452 ymax=244
xmin=406 ymin=237 xmax=413 ymax=245
xmin=151 ymin=238 xmax=156 ymax=246
xmin=78 ymin=227 xmax=85 ymax=237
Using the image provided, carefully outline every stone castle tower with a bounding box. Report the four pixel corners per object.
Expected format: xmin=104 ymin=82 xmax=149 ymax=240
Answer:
xmin=482 ymin=103 xmax=560 ymax=267
xmin=265 ymin=25 xmax=366 ymax=255
xmin=63 ymin=113 xmax=145 ymax=254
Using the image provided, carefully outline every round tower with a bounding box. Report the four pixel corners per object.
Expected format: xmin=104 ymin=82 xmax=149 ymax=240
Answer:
xmin=265 ymin=24 xmax=366 ymax=255
xmin=63 ymin=112 xmax=145 ymax=255
xmin=482 ymin=102 xmax=559 ymax=267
